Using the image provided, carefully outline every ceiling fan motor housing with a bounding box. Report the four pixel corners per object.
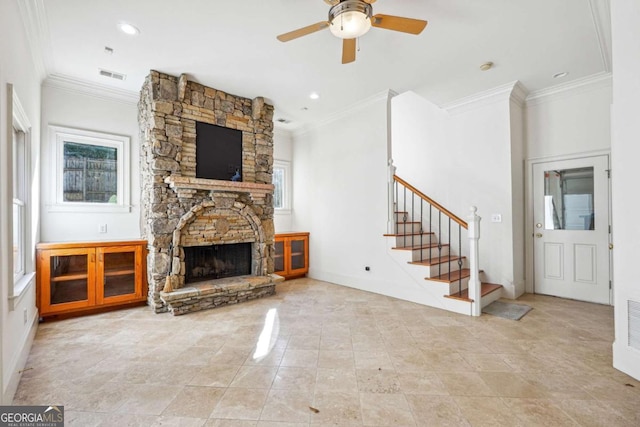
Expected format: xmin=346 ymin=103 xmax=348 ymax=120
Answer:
xmin=329 ymin=0 xmax=373 ymax=39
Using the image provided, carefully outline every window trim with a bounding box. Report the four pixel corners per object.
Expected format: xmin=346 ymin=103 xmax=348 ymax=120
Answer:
xmin=273 ymin=159 xmax=291 ymax=214
xmin=8 ymin=84 xmax=35 ymax=309
xmin=48 ymin=125 xmax=131 ymax=213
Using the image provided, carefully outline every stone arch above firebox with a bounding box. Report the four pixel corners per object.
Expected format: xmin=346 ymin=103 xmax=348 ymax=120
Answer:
xmin=169 ymin=197 xmax=268 ymax=289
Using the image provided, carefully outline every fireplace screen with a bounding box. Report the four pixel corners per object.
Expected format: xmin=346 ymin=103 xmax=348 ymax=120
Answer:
xmin=184 ymin=243 xmax=251 ymax=284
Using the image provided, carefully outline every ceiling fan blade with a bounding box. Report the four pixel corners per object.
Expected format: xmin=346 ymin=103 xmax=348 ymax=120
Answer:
xmin=342 ymin=38 xmax=356 ymax=64
xmin=371 ymin=14 xmax=428 ymax=35
xmin=277 ymin=21 xmax=330 ymax=42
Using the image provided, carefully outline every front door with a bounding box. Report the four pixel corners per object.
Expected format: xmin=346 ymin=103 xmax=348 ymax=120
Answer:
xmin=533 ymin=155 xmax=611 ymax=304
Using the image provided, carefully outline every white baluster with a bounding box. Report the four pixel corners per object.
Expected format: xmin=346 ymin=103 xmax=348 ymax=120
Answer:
xmin=388 ymin=159 xmax=397 ymax=234
xmin=468 ymin=206 xmax=482 ymax=316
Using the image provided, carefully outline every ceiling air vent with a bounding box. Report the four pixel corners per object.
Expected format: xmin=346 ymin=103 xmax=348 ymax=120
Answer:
xmin=98 ymin=68 xmax=126 ymax=81
xmin=630 ymin=300 xmax=640 ymax=351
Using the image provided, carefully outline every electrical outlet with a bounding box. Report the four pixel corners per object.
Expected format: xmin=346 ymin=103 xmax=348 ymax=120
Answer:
xmin=491 ymin=214 xmax=502 ymax=223
xmin=99 ymin=224 xmax=107 ymax=233
xmin=23 ymin=308 xmax=27 ymax=324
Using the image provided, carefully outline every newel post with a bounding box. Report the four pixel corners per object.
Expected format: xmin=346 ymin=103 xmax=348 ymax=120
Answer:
xmin=468 ymin=206 xmax=482 ymax=316
xmin=388 ymin=159 xmax=397 ymax=234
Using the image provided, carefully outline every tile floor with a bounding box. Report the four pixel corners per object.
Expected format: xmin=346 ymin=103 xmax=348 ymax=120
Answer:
xmin=13 ymin=278 xmax=640 ymax=426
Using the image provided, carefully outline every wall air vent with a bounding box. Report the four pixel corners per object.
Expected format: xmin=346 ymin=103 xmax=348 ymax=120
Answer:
xmin=630 ymin=300 xmax=640 ymax=351
xmin=98 ymin=68 xmax=126 ymax=81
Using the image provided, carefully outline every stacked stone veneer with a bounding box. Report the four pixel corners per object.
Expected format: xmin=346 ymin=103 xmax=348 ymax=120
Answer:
xmin=138 ymin=71 xmax=277 ymax=314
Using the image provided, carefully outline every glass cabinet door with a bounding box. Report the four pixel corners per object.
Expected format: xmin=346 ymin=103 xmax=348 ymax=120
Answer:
xmin=97 ymin=245 xmax=142 ymax=304
xmin=42 ymin=248 xmax=95 ymax=312
xmin=289 ymin=237 xmax=307 ymax=274
xmin=274 ymin=240 xmax=286 ymax=274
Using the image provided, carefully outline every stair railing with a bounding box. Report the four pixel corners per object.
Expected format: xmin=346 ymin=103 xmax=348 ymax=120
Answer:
xmin=390 ymin=171 xmax=482 ymax=316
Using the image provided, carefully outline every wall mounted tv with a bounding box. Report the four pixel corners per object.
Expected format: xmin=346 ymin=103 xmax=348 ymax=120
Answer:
xmin=195 ymin=121 xmax=243 ymax=181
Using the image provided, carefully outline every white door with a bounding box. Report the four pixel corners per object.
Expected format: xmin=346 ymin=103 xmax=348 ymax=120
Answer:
xmin=533 ymin=155 xmax=611 ymax=304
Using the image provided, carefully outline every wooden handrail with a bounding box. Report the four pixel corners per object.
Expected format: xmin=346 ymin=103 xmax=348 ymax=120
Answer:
xmin=394 ymin=175 xmax=468 ymax=229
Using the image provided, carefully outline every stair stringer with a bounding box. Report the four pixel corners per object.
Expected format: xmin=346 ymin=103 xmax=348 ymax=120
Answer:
xmin=386 ymin=241 xmax=475 ymax=316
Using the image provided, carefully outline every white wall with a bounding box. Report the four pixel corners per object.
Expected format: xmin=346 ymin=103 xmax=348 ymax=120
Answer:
xmin=525 ymin=77 xmax=612 ymax=160
xmin=40 ymin=84 xmax=141 ymax=242
xmin=0 ymin=0 xmax=41 ymax=404
xmin=273 ymin=128 xmax=293 ymax=232
xmin=611 ymin=0 xmax=640 ymax=380
xmin=392 ymin=88 xmax=524 ymax=298
xmin=292 ymin=92 xmax=421 ymax=299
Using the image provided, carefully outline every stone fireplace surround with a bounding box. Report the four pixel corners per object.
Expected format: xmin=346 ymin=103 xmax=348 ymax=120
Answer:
xmin=138 ymin=71 xmax=282 ymax=315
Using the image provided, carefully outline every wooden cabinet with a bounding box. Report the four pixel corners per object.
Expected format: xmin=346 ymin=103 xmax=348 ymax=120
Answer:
xmin=274 ymin=232 xmax=309 ymax=280
xmin=36 ymin=240 xmax=147 ymax=318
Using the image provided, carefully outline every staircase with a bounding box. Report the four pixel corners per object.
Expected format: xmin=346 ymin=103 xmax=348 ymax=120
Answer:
xmin=385 ymin=174 xmax=502 ymax=316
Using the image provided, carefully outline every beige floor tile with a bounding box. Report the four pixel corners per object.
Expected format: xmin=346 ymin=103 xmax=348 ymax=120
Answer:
xmin=188 ymin=365 xmax=242 ymax=387
xmin=272 ymin=366 xmax=317 ymax=391
xmin=259 ymin=388 xmax=313 ymax=423
xmin=397 ymin=371 xmax=449 ymax=395
xmin=162 ymin=386 xmax=225 ymax=419
xmin=315 ymin=368 xmax=358 ymax=393
xmin=557 ymin=399 xmax=633 ymax=427
xmin=405 ymin=394 xmax=471 ymax=426
xmin=436 ymin=372 xmax=497 ymax=397
xmin=280 ymin=349 xmax=319 ymax=368
xmin=459 ymin=352 xmax=515 ymax=372
xmin=205 ymin=420 xmax=257 ymax=427
xmin=310 ymin=391 xmax=362 ymax=425
xmin=454 ymin=396 xmax=526 ymax=426
xmin=117 ymin=384 xmax=184 ymax=415
xmin=356 ymin=368 xmax=401 ymax=394
xmin=229 ymin=366 xmax=278 ymax=389
xmin=359 ymin=392 xmax=416 ymax=426
xmin=12 ymin=280 xmax=640 ymax=427
xmin=210 ymin=388 xmax=269 ymax=420
xmin=353 ymin=350 xmax=394 ymax=370
xmin=502 ymin=398 xmax=579 ymax=426
xmin=317 ymin=350 xmax=355 ymax=369
xmin=477 ymin=372 xmax=549 ymax=398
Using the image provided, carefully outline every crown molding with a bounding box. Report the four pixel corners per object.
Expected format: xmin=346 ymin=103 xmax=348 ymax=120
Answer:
xmin=442 ymin=81 xmax=519 ymax=114
xmin=589 ymin=0 xmax=612 ymax=72
xmin=44 ymin=74 xmax=140 ymax=105
xmin=292 ymin=89 xmax=397 ymax=138
xmin=510 ymin=81 xmax=529 ymax=108
xmin=525 ymin=72 xmax=612 ymax=106
xmin=16 ymin=0 xmax=52 ymax=80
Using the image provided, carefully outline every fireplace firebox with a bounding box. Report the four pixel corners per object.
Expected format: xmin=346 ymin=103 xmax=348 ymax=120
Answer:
xmin=184 ymin=243 xmax=251 ymax=284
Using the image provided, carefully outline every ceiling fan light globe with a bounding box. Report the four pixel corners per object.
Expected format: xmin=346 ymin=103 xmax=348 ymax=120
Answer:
xmin=330 ymin=11 xmax=372 ymax=39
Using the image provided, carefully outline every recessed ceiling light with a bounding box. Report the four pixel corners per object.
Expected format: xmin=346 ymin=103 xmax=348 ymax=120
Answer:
xmin=117 ymin=22 xmax=140 ymax=36
xmin=309 ymin=92 xmax=320 ymax=100
xmin=553 ymin=72 xmax=569 ymax=79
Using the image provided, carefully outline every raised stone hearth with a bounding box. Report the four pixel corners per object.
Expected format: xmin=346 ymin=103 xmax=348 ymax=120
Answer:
xmin=138 ymin=71 xmax=278 ymax=314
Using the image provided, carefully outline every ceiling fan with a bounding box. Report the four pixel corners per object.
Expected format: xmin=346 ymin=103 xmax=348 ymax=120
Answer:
xmin=277 ymin=0 xmax=428 ymax=64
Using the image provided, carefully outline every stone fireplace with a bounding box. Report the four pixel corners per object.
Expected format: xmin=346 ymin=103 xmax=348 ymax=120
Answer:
xmin=138 ymin=70 xmax=282 ymax=315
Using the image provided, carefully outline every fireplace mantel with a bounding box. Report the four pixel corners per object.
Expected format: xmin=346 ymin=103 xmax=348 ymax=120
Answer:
xmin=165 ymin=175 xmax=274 ymax=196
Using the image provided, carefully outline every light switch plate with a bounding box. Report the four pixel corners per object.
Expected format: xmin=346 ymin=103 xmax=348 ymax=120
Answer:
xmin=491 ymin=214 xmax=502 ymax=223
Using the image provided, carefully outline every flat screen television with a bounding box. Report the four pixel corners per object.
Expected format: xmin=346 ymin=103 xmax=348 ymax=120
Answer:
xmin=195 ymin=121 xmax=242 ymax=181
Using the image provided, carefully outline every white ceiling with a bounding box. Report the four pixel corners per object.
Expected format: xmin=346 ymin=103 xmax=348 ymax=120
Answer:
xmin=27 ymin=0 xmax=611 ymax=129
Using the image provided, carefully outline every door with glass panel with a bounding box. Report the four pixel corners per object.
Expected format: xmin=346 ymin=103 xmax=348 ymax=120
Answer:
xmin=532 ymin=155 xmax=610 ymax=304
xmin=40 ymin=248 xmax=96 ymax=313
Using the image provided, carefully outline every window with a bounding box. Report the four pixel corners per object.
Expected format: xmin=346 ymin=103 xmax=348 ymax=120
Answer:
xmin=49 ymin=126 xmax=130 ymax=212
xmin=9 ymin=84 xmax=34 ymax=305
xmin=13 ymin=126 xmax=26 ymax=283
xmin=273 ymin=160 xmax=291 ymax=212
